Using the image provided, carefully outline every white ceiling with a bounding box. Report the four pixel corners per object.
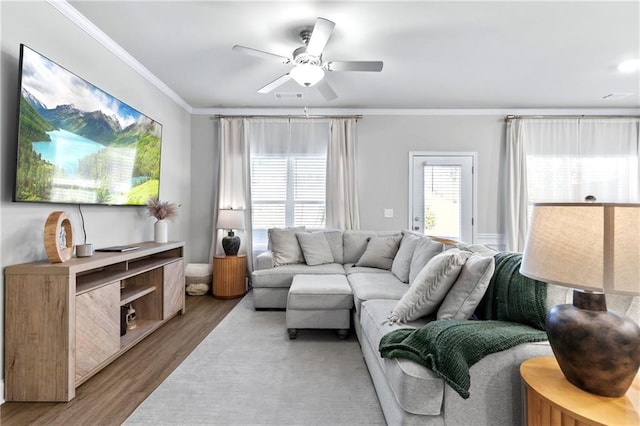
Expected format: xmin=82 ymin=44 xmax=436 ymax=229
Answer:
xmin=67 ymin=1 xmax=640 ymax=112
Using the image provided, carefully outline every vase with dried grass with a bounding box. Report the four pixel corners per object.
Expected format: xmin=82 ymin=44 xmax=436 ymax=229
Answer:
xmin=146 ymin=198 xmax=178 ymax=243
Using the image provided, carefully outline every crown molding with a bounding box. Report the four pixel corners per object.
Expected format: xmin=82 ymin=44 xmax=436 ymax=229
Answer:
xmin=193 ymin=107 xmax=640 ymax=117
xmin=47 ymin=0 xmax=192 ymax=113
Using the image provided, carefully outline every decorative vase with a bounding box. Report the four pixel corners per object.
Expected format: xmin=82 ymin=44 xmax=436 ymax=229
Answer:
xmin=154 ymin=219 xmax=168 ymax=243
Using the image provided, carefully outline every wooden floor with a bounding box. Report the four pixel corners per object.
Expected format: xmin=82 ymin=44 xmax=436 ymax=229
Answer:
xmin=0 ymin=294 xmax=241 ymax=425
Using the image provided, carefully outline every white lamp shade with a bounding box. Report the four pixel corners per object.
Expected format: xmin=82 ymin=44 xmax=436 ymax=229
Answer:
xmin=217 ymin=209 xmax=245 ymax=230
xmin=520 ymin=203 xmax=640 ymax=295
xmin=290 ymin=64 xmax=325 ymax=87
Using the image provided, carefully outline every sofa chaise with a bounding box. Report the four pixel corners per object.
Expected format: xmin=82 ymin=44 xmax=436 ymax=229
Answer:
xmin=251 ymin=228 xmax=640 ymax=425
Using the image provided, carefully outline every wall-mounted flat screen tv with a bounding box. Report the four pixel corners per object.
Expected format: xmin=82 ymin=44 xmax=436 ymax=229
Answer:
xmin=14 ymin=44 xmax=162 ymax=206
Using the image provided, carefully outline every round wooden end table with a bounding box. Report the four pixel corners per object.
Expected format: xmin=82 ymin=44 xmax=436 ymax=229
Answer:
xmin=212 ymin=254 xmax=247 ymax=299
xmin=520 ymin=357 xmax=640 ymax=426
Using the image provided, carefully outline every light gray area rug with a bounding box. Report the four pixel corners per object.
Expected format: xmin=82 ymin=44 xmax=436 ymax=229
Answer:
xmin=125 ymin=292 xmax=385 ymax=425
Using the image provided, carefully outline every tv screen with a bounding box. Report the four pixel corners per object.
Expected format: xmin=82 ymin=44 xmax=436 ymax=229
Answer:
xmin=14 ymin=44 xmax=162 ymax=206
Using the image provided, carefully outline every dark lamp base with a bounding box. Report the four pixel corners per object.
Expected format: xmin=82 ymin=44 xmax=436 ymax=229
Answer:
xmin=546 ymin=290 xmax=640 ymax=397
xmin=222 ymin=231 xmax=240 ymax=256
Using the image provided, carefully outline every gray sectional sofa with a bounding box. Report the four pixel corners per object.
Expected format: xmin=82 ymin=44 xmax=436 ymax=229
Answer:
xmin=251 ymin=229 xmax=640 ymax=426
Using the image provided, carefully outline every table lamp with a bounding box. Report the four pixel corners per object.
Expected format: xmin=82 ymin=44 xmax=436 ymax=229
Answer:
xmin=520 ymin=202 xmax=640 ymax=397
xmin=217 ymin=208 xmax=245 ymax=256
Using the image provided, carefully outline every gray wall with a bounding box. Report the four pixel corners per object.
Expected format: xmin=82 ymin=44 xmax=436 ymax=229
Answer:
xmin=0 ymin=1 xmax=192 ymax=400
xmin=357 ymin=115 xmax=505 ymax=238
xmin=187 ymin=114 xmax=507 ymax=262
xmin=189 ymin=116 xmax=218 ymax=262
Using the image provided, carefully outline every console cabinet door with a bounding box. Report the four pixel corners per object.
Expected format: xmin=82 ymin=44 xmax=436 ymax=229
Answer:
xmin=163 ymin=260 xmax=185 ymax=319
xmin=75 ymin=282 xmax=120 ymax=383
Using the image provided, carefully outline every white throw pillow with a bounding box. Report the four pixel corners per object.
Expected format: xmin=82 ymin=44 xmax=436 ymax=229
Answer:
xmin=296 ymin=232 xmax=334 ymax=266
xmin=316 ymin=230 xmax=344 ymax=264
xmin=409 ymin=237 xmax=444 ymax=284
xmin=269 ymin=227 xmax=305 ymax=266
xmin=355 ymin=234 xmax=402 ymax=270
xmin=437 ymin=254 xmax=495 ymax=320
xmin=388 ymin=249 xmax=471 ymax=323
xmin=391 ymin=232 xmax=420 ymax=283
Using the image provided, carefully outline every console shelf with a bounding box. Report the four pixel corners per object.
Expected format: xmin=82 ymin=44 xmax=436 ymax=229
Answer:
xmin=120 ymin=284 xmax=156 ymax=306
xmin=4 ymin=241 xmax=185 ymax=402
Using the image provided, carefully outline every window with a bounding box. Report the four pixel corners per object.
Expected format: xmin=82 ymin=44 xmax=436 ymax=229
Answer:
xmin=523 ymin=118 xmax=639 ymax=206
xmin=247 ymin=119 xmax=329 ymax=252
xmin=250 ymin=155 xmax=326 ymax=250
xmin=410 ymin=153 xmax=475 ymax=242
xmin=423 ymin=165 xmax=463 ymax=238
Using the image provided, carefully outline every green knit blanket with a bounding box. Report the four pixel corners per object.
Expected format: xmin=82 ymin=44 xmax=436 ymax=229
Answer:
xmin=379 ymin=320 xmax=547 ymax=399
xmin=379 ymin=252 xmax=549 ymax=399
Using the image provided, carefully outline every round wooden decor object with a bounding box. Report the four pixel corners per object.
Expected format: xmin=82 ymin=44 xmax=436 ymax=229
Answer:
xmin=44 ymin=211 xmax=73 ymax=263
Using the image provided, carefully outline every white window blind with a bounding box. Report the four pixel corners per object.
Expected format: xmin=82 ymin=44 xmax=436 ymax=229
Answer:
xmin=251 ymin=155 xmax=326 ymax=250
xmin=423 ymin=165 xmax=462 ymax=240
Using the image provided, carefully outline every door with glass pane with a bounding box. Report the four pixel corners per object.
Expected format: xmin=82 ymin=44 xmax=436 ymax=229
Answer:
xmin=410 ymin=154 xmax=475 ymax=242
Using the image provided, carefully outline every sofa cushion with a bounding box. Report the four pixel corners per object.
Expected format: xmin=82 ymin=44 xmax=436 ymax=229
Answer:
xmin=389 ymin=249 xmax=471 ymax=323
xmin=409 ymin=237 xmax=444 ymax=285
xmin=348 ymin=272 xmax=408 ymax=314
xmin=356 ymin=234 xmax=402 ymax=270
xmin=288 ymin=274 xmax=353 ymax=310
xmin=359 ymin=299 xmax=444 ymax=416
xmin=296 ymin=232 xmax=334 ymax=266
xmin=344 ymin=264 xmax=392 ymax=275
xmin=269 ymin=227 xmax=305 ymax=266
xmin=343 ymin=230 xmax=401 ymax=264
xmin=437 ymin=254 xmax=496 ymax=320
xmin=252 ymin=263 xmax=346 ymax=288
xmin=391 ymin=232 xmax=420 ymax=283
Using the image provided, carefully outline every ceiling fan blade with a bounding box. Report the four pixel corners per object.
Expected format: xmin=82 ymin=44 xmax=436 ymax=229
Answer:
xmin=258 ymin=73 xmax=292 ymax=93
xmin=233 ymin=45 xmax=291 ymax=64
xmin=305 ymin=18 xmax=336 ymax=57
xmin=316 ymin=79 xmax=337 ymax=101
xmin=326 ymin=61 xmax=384 ymax=72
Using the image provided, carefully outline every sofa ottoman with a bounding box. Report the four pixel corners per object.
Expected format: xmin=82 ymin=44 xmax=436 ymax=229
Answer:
xmin=286 ymin=274 xmax=353 ymax=339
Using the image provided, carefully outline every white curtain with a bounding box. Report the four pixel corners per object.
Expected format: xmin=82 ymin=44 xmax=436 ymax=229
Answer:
xmin=505 ymin=119 xmax=529 ymax=252
xmin=246 ymin=118 xmax=330 ymax=253
xmin=247 ymin=118 xmax=329 ymax=157
xmin=210 ymin=117 xmax=254 ymax=272
xmin=505 ymin=117 xmax=640 ymax=251
xmin=326 ymin=118 xmax=360 ymax=230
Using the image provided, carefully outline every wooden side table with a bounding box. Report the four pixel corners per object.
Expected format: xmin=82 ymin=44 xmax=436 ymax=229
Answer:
xmin=520 ymin=357 xmax=640 ymax=426
xmin=212 ymin=255 xmax=247 ymax=299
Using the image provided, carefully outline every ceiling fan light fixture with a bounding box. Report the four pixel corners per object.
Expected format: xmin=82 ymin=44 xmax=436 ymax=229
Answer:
xmin=618 ymin=59 xmax=640 ymax=73
xmin=290 ymin=64 xmax=324 ymax=87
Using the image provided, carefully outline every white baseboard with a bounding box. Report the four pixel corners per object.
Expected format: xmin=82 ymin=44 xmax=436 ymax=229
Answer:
xmin=476 ymin=233 xmax=505 ymax=251
xmin=1 ymin=378 xmax=4 ymax=404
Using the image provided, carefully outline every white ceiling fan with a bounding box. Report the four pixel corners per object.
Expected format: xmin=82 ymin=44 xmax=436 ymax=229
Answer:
xmin=232 ymin=17 xmax=383 ymax=101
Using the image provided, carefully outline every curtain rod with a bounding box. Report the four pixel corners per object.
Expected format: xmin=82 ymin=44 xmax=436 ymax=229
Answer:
xmin=211 ymin=114 xmax=363 ymax=120
xmin=505 ymin=114 xmax=640 ymax=122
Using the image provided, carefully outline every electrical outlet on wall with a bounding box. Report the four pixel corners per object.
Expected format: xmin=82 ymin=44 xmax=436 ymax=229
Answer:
xmin=384 ymin=209 xmax=394 ymax=218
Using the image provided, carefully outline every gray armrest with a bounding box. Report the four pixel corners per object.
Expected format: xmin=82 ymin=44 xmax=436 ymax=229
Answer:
xmin=255 ymin=251 xmax=275 ymax=270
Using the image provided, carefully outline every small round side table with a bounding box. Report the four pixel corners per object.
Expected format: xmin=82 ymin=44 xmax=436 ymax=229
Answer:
xmin=212 ymin=254 xmax=247 ymax=299
xmin=520 ymin=356 xmax=640 ymax=426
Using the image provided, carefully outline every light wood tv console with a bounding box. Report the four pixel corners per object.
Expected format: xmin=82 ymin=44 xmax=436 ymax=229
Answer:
xmin=4 ymin=241 xmax=185 ymax=402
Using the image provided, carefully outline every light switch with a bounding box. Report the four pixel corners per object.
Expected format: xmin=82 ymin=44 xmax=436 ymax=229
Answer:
xmin=384 ymin=209 xmax=394 ymax=218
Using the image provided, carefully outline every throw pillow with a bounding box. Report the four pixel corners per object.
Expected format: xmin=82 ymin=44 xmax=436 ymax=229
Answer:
xmin=391 ymin=232 xmax=420 ymax=283
xmin=388 ymin=249 xmax=471 ymax=323
xmin=355 ymin=234 xmax=402 ymax=270
xmin=296 ymin=232 xmax=334 ymax=266
xmin=317 ymin=230 xmax=344 ymax=264
xmin=409 ymin=237 xmax=444 ymax=285
xmin=268 ymin=227 xmax=305 ymax=266
xmin=437 ymin=254 xmax=496 ymax=320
